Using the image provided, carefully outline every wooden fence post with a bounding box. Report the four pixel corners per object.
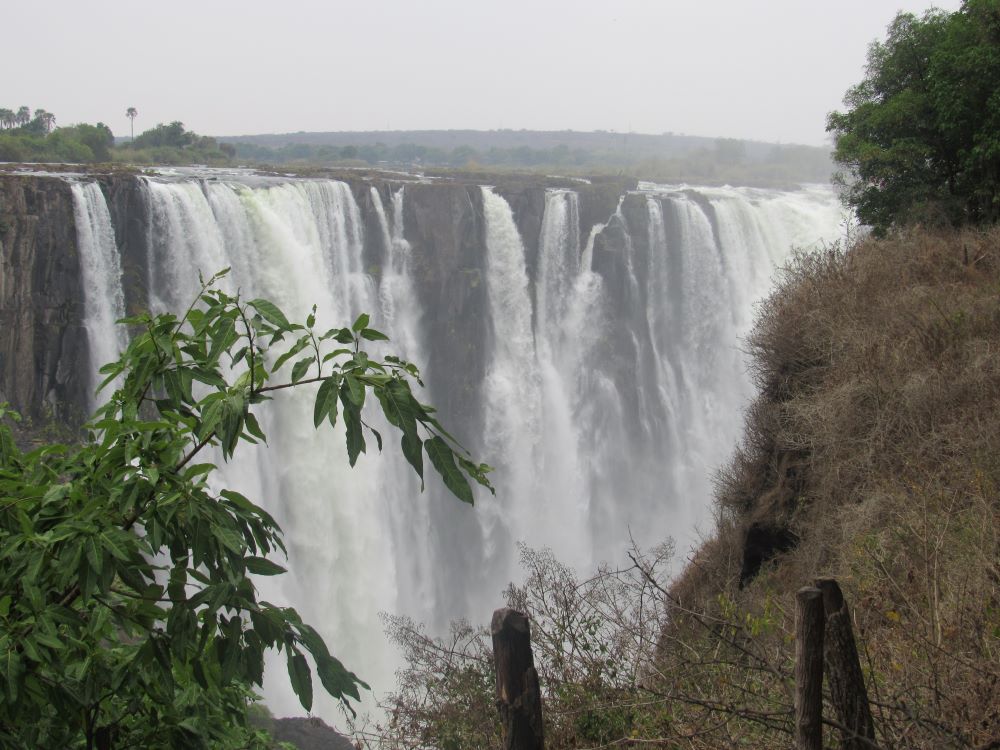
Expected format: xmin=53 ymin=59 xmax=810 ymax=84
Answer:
xmin=492 ymin=608 xmax=544 ymax=750
xmin=815 ymin=578 xmax=877 ymax=749
xmin=796 ymin=586 xmax=825 ymax=750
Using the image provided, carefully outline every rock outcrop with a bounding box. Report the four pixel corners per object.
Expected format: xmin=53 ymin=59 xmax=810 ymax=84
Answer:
xmin=0 ymin=175 xmax=87 ymax=423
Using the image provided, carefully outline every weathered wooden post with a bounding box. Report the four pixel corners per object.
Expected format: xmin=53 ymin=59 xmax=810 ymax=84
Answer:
xmin=492 ymin=608 xmax=544 ymax=750
xmin=795 ymin=586 xmax=825 ymax=750
xmin=815 ymin=577 xmax=877 ymax=749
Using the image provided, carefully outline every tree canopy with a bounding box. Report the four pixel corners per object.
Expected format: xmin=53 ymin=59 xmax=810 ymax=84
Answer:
xmin=828 ymin=0 xmax=1000 ymax=232
xmin=0 ymin=271 xmax=492 ymax=748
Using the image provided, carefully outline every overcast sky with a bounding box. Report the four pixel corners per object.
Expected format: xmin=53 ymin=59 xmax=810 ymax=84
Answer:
xmin=6 ymin=0 xmax=960 ymax=146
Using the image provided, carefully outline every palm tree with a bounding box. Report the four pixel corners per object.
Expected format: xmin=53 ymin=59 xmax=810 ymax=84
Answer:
xmin=0 ymin=109 xmax=14 ymax=129
xmin=34 ymin=109 xmax=55 ymax=133
xmin=16 ymin=106 xmax=30 ymax=127
xmin=126 ymin=107 xmax=138 ymax=142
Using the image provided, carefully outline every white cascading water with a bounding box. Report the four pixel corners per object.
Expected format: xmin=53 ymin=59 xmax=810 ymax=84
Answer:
xmin=70 ymin=182 xmax=129 ymax=408
xmin=479 ymin=187 xmax=544 ymax=566
xmin=71 ymin=173 xmax=844 ymax=722
xmin=531 ymin=190 xmax=601 ymax=557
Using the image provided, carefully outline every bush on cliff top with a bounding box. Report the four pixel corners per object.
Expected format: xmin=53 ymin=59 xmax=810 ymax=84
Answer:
xmin=828 ymin=1 xmax=1000 ymax=232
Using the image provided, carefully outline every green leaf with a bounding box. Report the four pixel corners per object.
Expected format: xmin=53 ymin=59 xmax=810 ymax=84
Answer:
xmin=376 ymin=379 xmax=424 ymax=480
xmin=322 ymin=348 xmax=352 ymax=363
xmin=250 ymin=607 xmax=284 ymax=645
xmin=425 ymin=436 xmax=474 ymax=504
xmin=457 ymin=455 xmax=496 ymax=494
xmin=368 ymin=426 xmax=383 ymax=452
xmin=99 ymin=530 xmax=131 ymax=561
xmin=343 ymin=405 xmax=366 ymax=467
xmin=35 ymin=631 xmax=64 ymax=650
xmin=245 ymin=411 xmax=266 ymax=442
xmin=333 ymin=328 xmax=355 ymax=344
xmin=315 ymin=652 xmax=365 ymax=703
xmin=351 ymin=313 xmax=370 ymax=332
xmin=5 ymin=649 xmax=22 ymax=702
xmin=219 ymin=392 xmax=247 ymax=458
xmin=244 ymin=556 xmax=287 ymax=576
xmin=249 ymin=299 xmax=291 ymax=330
xmin=288 ymin=651 xmax=313 ymax=711
xmin=313 ymin=376 xmax=339 ymax=428
xmin=183 ymin=462 xmax=217 ymax=480
xmin=402 ymin=431 xmax=423 ymax=486
xmin=343 ymin=374 xmax=365 ymax=408
xmin=291 ymin=357 xmax=315 ymax=384
xmin=360 ymin=327 xmax=390 ymax=341
xmin=272 ymin=334 xmax=310 ymax=372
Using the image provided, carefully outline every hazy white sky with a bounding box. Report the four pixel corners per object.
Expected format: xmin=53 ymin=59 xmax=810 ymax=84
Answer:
xmin=6 ymin=0 xmax=960 ymax=145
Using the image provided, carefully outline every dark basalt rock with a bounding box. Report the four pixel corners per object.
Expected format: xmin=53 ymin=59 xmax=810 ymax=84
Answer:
xmin=739 ymin=521 xmax=798 ymax=587
xmin=0 ymin=174 xmax=88 ymax=424
xmin=0 ymin=169 xmax=634 ymax=444
xmin=403 ymin=182 xmax=490 ymax=446
xmin=102 ymin=174 xmax=153 ymax=315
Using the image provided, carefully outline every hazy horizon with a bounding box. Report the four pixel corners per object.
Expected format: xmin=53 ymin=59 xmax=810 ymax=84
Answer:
xmin=8 ymin=0 xmax=961 ymax=146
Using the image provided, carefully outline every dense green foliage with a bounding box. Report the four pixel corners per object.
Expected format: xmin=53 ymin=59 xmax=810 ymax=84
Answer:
xmin=0 ymin=106 xmax=114 ymax=163
xmin=118 ymin=120 xmax=235 ymax=165
xmin=0 ymin=108 xmax=232 ymax=166
xmin=828 ymin=0 xmax=1000 ymax=231
xmin=0 ymin=271 xmax=491 ymax=748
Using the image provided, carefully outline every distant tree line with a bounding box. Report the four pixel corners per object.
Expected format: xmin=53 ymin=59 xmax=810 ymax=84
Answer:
xmin=0 ymin=110 xmax=232 ymax=166
xmin=0 ymin=105 xmax=115 ymax=163
xmin=0 ymin=104 xmax=831 ymax=185
xmin=117 ymin=120 xmax=235 ymax=165
xmin=228 ymin=137 xmax=833 ymax=186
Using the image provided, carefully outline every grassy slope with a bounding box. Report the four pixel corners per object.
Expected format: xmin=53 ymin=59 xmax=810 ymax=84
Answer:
xmin=667 ymin=227 xmax=1000 ymax=748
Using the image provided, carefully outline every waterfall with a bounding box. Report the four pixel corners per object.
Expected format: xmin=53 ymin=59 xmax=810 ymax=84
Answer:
xmin=372 ymin=186 xmax=423 ymax=364
xmin=532 ymin=190 xmax=599 ymax=557
xmin=69 ymin=172 xmax=844 ymax=722
xmin=70 ymin=181 xmax=128 ymax=408
xmin=137 ymin=176 xmax=405 ymax=719
xmin=479 ymin=187 xmax=543 ymax=564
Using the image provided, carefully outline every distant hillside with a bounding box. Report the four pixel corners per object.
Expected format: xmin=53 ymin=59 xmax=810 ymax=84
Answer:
xmin=219 ymin=129 xmax=834 ymax=186
xmin=223 ymin=128 xmax=775 ymax=155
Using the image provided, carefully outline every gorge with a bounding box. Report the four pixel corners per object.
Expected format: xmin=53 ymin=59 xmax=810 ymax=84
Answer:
xmin=0 ymin=168 xmax=843 ymax=717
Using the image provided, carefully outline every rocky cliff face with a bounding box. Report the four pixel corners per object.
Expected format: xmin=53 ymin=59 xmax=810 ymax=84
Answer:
xmin=101 ymin=174 xmax=154 ymax=316
xmin=0 ymin=175 xmax=87 ymax=423
xmin=0 ymin=170 xmax=632 ymax=431
xmin=403 ymin=182 xmax=490 ymax=434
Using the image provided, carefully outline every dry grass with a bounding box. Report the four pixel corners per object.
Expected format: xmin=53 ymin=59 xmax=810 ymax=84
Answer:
xmin=685 ymin=226 xmax=1000 ymax=748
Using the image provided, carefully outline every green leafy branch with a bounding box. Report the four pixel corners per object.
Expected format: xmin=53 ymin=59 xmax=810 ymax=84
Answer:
xmin=0 ymin=270 xmax=492 ymax=749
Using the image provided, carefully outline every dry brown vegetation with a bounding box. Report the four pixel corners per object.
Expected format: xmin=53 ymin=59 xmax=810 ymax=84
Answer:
xmin=358 ymin=227 xmax=1000 ymax=749
xmin=673 ymin=226 xmax=1000 ymax=748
